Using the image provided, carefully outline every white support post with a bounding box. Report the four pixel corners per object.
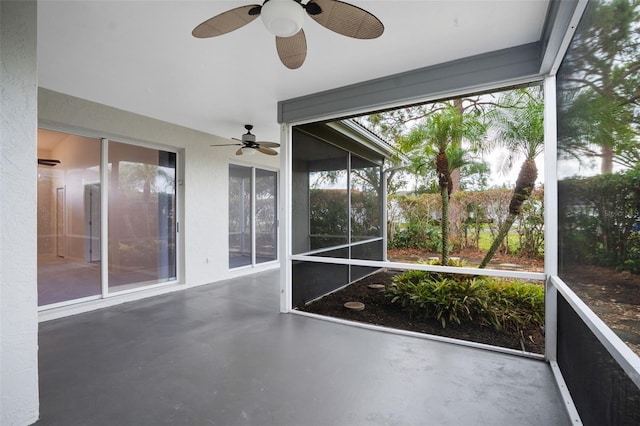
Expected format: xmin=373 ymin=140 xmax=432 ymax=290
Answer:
xmin=347 ymin=154 xmax=352 ymax=282
xmin=382 ymin=167 xmax=388 ymax=261
xmin=543 ymin=75 xmax=559 ymax=362
xmin=251 ymin=167 xmax=256 ymax=266
xmin=279 ymin=123 xmax=293 ymax=313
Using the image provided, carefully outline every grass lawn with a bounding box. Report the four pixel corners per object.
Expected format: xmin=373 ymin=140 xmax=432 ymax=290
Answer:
xmin=476 ymin=228 xmax=520 ymax=253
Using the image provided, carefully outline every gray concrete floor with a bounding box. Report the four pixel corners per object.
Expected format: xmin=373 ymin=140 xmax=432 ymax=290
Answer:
xmin=37 ymin=270 xmax=571 ymax=426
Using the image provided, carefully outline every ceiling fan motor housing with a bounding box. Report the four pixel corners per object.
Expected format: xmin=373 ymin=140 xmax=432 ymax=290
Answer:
xmin=243 ymin=133 xmax=256 ymax=144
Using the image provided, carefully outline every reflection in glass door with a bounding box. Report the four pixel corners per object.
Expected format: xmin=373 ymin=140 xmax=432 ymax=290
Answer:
xmin=229 ymin=165 xmax=253 ymax=268
xmin=56 ymin=187 xmax=65 ymax=258
xmin=229 ymin=165 xmax=278 ymax=268
xmin=256 ymin=169 xmax=277 ymax=264
xmin=37 ymin=129 xmax=179 ymax=307
xmin=108 ymin=142 xmax=177 ymax=292
xmin=84 ymin=183 xmax=101 ymax=262
xmin=37 ymin=129 xmax=102 ymax=306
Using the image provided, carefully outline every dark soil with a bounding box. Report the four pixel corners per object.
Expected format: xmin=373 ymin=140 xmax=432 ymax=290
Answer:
xmin=298 ymin=247 xmax=640 ymax=357
xmin=298 ymin=268 xmax=546 ymax=354
xmin=561 ymin=265 xmax=640 ymax=356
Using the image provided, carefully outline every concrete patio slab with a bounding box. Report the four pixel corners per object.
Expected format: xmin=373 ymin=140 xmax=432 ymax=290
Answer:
xmin=37 ymin=270 xmax=571 ymax=426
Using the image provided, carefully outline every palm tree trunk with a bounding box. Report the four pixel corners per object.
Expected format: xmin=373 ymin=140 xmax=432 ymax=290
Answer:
xmin=478 ymin=213 xmax=516 ymax=268
xmin=479 ymin=158 xmax=537 ymax=269
xmin=601 ymin=144 xmax=614 ymax=174
xmin=441 ymin=185 xmax=449 ymax=265
xmin=436 ymin=150 xmax=451 ymax=266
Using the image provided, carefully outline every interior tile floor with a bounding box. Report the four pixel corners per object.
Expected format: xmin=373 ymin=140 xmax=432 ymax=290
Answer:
xmin=37 ymin=269 xmax=571 ymax=426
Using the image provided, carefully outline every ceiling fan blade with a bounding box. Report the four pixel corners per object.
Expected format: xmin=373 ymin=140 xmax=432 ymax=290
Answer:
xmin=192 ymin=5 xmax=261 ymax=38
xmin=256 ymin=141 xmax=280 ymax=148
xmin=276 ymin=29 xmax=307 ymax=69
xmin=307 ymin=0 xmax=384 ymax=39
xmin=210 ymin=143 xmax=242 ymax=147
xmin=236 ymin=147 xmax=245 ymax=156
xmin=258 ymin=146 xmax=278 ymax=156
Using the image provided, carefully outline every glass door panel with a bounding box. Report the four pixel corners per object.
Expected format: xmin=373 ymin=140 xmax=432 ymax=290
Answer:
xmin=108 ymin=142 xmax=177 ymax=291
xmin=37 ymin=129 xmax=102 ymax=306
xmin=256 ymin=169 xmax=277 ymax=264
xmin=229 ymin=165 xmax=252 ymax=268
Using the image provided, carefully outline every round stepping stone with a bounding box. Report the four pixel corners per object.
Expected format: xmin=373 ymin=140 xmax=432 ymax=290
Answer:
xmin=344 ymin=301 xmax=365 ymax=311
xmin=368 ymin=284 xmax=385 ymax=290
xmin=499 ymin=263 xmax=523 ymax=269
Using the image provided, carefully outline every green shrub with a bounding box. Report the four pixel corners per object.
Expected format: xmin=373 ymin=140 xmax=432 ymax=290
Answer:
xmin=391 ymin=269 xmax=431 ymax=286
xmin=388 ymin=222 xmax=440 ymax=250
xmin=423 ymin=258 xmax=467 ymax=267
xmin=387 ymin=276 xmax=488 ymax=327
xmin=386 ymin=271 xmax=544 ymax=332
xmin=390 ymin=259 xmax=468 ymax=288
xmin=621 ymin=231 xmax=640 ymax=273
xmin=484 ymin=278 xmax=544 ymax=331
xmin=558 ymin=167 xmax=640 ymax=269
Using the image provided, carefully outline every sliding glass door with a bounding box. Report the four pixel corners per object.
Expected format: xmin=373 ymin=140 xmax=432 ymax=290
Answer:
xmin=108 ymin=141 xmax=177 ymax=291
xmin=37 ymin=129 xmax=178 ymax=307
xmin=229 ymin=165 xmax=277 ymax=268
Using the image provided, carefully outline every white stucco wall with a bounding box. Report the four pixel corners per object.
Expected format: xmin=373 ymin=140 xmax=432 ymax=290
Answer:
xmin=1 ymin=1 xmax=40 ymax=425
xmin=38 ymin=88 xmax=279 ymax=296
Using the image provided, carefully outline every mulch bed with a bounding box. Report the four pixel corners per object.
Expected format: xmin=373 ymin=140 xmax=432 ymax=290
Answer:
xmin=561 ymin=265 xmax=640 ymax=356
xmin=297 ymin=270 xmax=545 ymax=354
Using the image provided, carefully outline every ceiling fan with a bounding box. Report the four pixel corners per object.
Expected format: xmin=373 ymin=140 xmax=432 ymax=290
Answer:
xmin=192 ymin=0 xmax=384 ymax=69
xmin=212 ymin=124 xmax=280 ymax=156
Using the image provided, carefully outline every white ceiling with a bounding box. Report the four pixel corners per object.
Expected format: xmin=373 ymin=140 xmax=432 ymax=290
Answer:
xmin=38 ymin=0 xmax=550 ymax=143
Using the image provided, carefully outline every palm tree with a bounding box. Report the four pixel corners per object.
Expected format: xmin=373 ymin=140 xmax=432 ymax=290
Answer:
xmin=557 ymin=0 xmax=640 ymax=173
xmin=478 ymin=88 xmax=544 ymax=268
xmin=400 ymin=103 xmax=486 ymax=265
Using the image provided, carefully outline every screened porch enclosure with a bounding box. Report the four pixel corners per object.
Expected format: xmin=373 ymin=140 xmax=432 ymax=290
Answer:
xmin=279 ymin=2 xmax=640 ymax=424
xmin=290 ymin=124 xmax=385 ymax=307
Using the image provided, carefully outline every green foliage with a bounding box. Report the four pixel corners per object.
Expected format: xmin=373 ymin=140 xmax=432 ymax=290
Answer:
xmin=558 ymin=166 xmax=640 ymax=270
xmin=421 ymin=257 xmax=467 ymax=267
xmin=515 ymin=191 xmax=545 ymax=258
xmin=387 ymin=275 xmax=489 ymax=328
xmin=621 ymin=231 xmax=640 ymax=273
xmin=483 ymin=279 xmax=545 ymax=331
xmin=388 ymin=189 xmax=544 ymax=257
xmin=309 ymin=188 xmax=349 ymax=247
xmin=309 ymin=187 xmax=381 ymax=247
xmin=391 ymin=269 xmax=431 ymax=286
xmin=481 ymin=87 xmax=544 ymax=161
xmin=387 ymin=271 xmax=544 ymax=332
xmin=398 ymin=102 xmax=488 ymax=265
xmin=557 ymin=0 xmax=640 ymax=173
xmin=387 ymin=194 xmax=441 ymax=250
xmin=388 ymin=222 xmax=439 ymax=250
xmin=477 ymin=88 xmax=544 ymax=268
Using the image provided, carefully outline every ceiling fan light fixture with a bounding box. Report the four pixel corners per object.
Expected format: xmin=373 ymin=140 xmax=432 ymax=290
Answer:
xmin=261 ymin=0 xmax=305 ymax=37
xmin=241 ymin=146 xmax=257 ymax=156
